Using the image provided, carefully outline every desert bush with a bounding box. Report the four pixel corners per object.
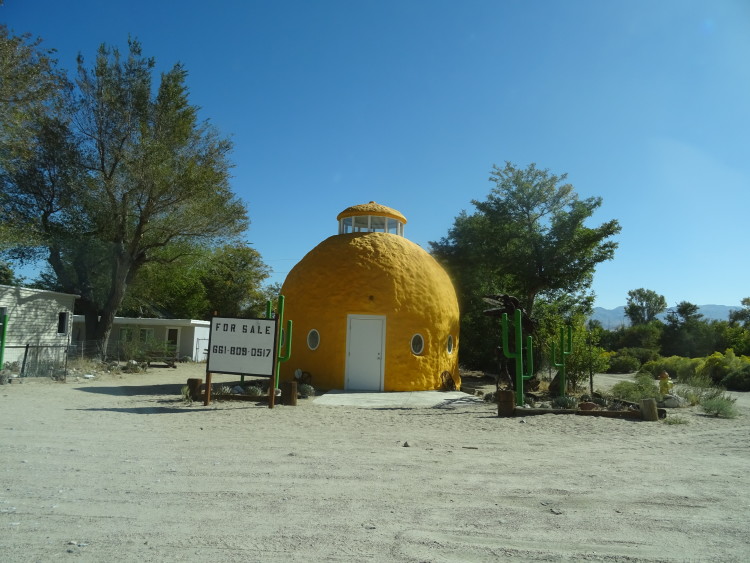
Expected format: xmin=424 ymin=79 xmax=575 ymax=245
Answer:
xmin=674 ymin=373 xmax=713 ymax=405
xmin=3 ymin=360 xmax=21 ymax=372
xmin=693 ymin=349 xmax=750 ymax=391
xmin=180 ymin=385 xmax=193 ymax=404
xmin=640 ymin=356 xmax=703 ymax=382
xmin=699 ymin=350 xmax=740 ymax=385
xmin=67 ymin=358 xmax=104 ymax=373
xmin=551 ymin=395 xmax=579 ymax=409
xmin=721 ymin=362 xmax=750 ymax=391
xmin=212 ymin=384 xmax=232 ymax=397
xmin=298 ymin=383 xmax=315 ymax=397
xmin=619 ymin=347 xmax=659 ymax=365
xmin=244 ymin=385 xmax=263 ymax=397
xmin=607 ymin=352 xmax=641 ymax=374
xmin=662 ymin=416 xmax=689 ymax=425
xmin=610 ymin=373 xmax=660 ymax=402
xmin=700 ymin=395 xmax=738 ymax=418
xmin=121 ymin=360 xmax=144 ymax=373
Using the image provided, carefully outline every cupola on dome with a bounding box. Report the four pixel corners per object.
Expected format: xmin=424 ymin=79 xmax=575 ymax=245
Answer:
xmin=337 ymin=201 xmax=407 ymax=236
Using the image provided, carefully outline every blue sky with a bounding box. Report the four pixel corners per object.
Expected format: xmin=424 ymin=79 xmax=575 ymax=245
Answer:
xmin=4 ymin=0 xmax=749 ymax=309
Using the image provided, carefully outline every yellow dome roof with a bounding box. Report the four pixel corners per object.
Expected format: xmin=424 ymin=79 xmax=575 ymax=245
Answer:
xmin=336 ymin=201 xmax=407 ymax=224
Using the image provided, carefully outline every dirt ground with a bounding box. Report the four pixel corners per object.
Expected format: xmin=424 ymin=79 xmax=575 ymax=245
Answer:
xmin=1 ymin=363 xmax=749 ymax=562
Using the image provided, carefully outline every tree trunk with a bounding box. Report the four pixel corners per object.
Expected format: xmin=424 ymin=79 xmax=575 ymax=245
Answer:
xmin=94 ymin=249 xmax=133 ymax=359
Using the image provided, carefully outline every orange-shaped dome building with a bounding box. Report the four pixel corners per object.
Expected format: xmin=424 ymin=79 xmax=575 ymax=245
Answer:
xmin=279 ymin=202 xmax=460 ymax=392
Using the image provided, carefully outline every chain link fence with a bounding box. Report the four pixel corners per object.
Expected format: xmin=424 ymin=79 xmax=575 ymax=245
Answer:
xmin=3 ymin=338 xmax=209 ymax=381
xmin=2 ymin=344 xmax=69 ymax=380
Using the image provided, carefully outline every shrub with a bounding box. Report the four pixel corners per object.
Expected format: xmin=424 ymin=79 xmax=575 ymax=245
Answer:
xmin=551 ymin=395 xmax=578 ymax=409
xmin=181 ymin=385 xmax=193 ymax=404
xmin=212 ymin=384 xmax=232 ymax=397
xmin=662 ymin=416 xmax=689 ymax=425
xmin=298 ymin=383 xmax=315 ymax=397
xmin=640 ymin=356 xmax=702 ymax=382
xmin=610 ymin=373 xmax=660 ymax=402
xmin=721 ymin=363 xmax=750 ymax=391
xmin=699 ymin=351 xmax=741 ymax=385
xmin=121 ymin=360 xmax=144 ymax=373
xmin=619 ymin=347 xmax=659 ymax=365
xmin=700 ymin=395 xmax=738 ymax=418
xmin=607 ymin=352 xmax=641 ymax=374
xmin=244 ymin=385 xmax=263 ymax=397
xmin=674 ymin=374 xmax=713 ymax=405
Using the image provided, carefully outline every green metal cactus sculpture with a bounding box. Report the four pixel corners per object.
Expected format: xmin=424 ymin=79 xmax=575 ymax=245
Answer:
xmin=501 ymin=309 xmax=534 ymax=407
xmin=266 ymin=295 xmax=292 ymax=390
xmin=551 ymin=325 xmax=573 ymax=396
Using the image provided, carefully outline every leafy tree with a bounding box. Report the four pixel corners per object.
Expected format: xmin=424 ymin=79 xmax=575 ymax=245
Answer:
xmin=729 ymin=297 xmax=750 ymax=328
xmin=116 ymin=242 xmax=213 ymax=319
xmin=617 ymin=322 xmax=663 ymax=350
xmin=669 ymin=301 xmax=703 ymax=325
xmin=197 ymin=243 xmax=271 ymax=318
xmin=0 ymin=22 xmax=67 ymax=148
xmin=559 ymin=315 xmax=609 ymax=392
xmin=1 ymin=40 xmax=248 ymax=356
xmin=117 ymin=243 xmax=272 ymax=320
xmin=709 ymin=320 xmax=750 ymax=357
xmin=624 ymin=288 xmax=667 ymax=325
xmin=0 ymin=23 xmax=68 ymax=249
xmin=430 ymin=161 xmax=620 ymax=369
xmin=432 ymin=162 xmax=620 ymax=315
xmin=0 ymin=261 xmax=20 ymax=285
xmin=661 ymin=301 xmax=715 ymax=357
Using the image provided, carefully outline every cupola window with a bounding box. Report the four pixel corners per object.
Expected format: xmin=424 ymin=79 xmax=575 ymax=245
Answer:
xmin=339 ymin=215 xmax=404 ymax=236
xmin=337 ymin=202 xmax=407 ymax=236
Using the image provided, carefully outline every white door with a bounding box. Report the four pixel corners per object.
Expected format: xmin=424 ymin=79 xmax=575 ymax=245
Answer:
xmin=345 ymin=315 xmax=385 ymax=391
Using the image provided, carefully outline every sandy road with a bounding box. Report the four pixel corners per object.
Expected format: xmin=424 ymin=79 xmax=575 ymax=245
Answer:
xmin=1 ymin=365 xmax=749 ymax=562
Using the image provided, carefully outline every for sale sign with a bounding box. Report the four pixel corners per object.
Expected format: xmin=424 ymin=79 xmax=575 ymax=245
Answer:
xmin=207 ymin=317 xmax=278 ymax=376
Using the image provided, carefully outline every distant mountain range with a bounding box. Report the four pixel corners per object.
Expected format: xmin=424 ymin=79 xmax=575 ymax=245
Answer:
xmin=590 ymin=305 xmax=741 ymax=329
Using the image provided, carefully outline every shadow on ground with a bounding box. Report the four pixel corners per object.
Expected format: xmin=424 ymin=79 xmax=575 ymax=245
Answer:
xmin=69 ymin=406 xmax=218 ymax=414
xmin=73 ymin=383 xmax=185 ymax=396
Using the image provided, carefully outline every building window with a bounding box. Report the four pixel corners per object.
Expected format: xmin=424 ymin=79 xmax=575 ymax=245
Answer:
xmin=446 ymin=335 xmax=454 ymax=354
xmin=139 ymin=328 xmax=155 ymax=342
xmin=57 ymin=312 xmax=69 ymax=334
xmin=410 ymin=333 xmax=425 ymax=355
xmin=307 ymin=329 xmax=320 ymax=351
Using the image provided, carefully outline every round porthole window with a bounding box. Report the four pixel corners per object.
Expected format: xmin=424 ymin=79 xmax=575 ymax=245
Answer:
xmin=307 ymin=329 xmax=320 ymax=351
xmin=446 ymin=335 xmax=454 ymax=354
xmin=411 ymin=333 xmax=425 ymax=355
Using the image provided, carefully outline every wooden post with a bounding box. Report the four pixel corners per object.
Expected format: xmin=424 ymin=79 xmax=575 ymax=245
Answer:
xmin=282 ymin=381 xmax=297 ymax=406
xmin=497 ymin=390 xmax=515 ymax=417
xmin=204 ymin=372 xmax=213 ymax=406
xmin=268 ymin=378 xmax=275 ymax=408
xmin=187 ymin=378 xmax=203 ymax=401
xmin=640 ymin=398 xmax=659 ymax=421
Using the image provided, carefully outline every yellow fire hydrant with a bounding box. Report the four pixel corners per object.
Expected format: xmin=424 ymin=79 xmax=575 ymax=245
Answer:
xmin=659 ymin=371 xmax=674 ymax=395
